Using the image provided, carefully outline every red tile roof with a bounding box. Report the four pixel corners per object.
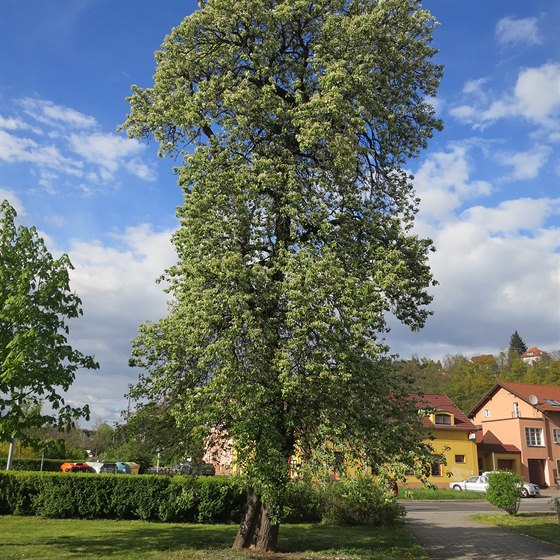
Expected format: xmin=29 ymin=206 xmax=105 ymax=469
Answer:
xmin=411 ymin=393 xmax=477 ymax=431
xmin=471 ymin=354 xmax=494 ymax=363
xmin=469 ymin=381 xmax=560 ymax=415
xmin=499 ymin=381 xmax=560 ymax=412
xmin=520 ymin=346 xmax=546 ymax=359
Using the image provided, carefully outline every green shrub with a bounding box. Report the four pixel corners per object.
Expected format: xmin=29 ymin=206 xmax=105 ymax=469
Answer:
xmin=157 ymin=477 xmax=199 ymax=522
xmin=282 ymin=478 xmax=322 ymax=523
xmin=195 ymin=476 xmax=246 ymax=523
xmin=0 ymin=472 xmax=405 ymax=526
xmin=0 ymin=457 xmax=64 ymax=472
xmin=549 ymin=496 xmax=560 ymax=528
xmin=319 ymin=476 xmax=405 ymax=526
xmin=0 ymin=472 xmax=41 ymax=515
xmin=0 ymin=471 xmax=247 ymax=523
xmin=486 ymin=471 xmax=523 ymax=515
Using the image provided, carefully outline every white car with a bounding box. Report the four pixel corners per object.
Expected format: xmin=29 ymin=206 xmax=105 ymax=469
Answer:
xmin=449 ymin=472 xmax=540 ymax=497
xmin=449 ymin=475 xmax=489 ymax=493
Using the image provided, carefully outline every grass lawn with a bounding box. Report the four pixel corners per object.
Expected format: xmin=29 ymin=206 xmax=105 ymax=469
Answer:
xmin=401 ymin=487 xmax=483 ymax=500
xmin=0 ymin=516 xmax=429 ymax=560
xmin=471 ymin=513 xmax=560 ymax=547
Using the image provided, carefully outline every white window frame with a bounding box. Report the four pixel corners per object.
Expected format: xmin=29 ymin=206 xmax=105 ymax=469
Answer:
xmin=553 ymin=428 xmax=560 ymax=444
xmin=484 ymin=409 xmax=491 ymax=418
xmin=513 ymin=402 xmax=520 ymax=417
xmin=525 ymin=427 xmax=543 ymax=447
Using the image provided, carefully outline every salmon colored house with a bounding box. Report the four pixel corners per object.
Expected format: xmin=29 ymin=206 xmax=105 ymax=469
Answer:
xmin=469 ymin=382 xmax=560 ymax=488
xmin=405 ymin=394 xmax=479 ymax=488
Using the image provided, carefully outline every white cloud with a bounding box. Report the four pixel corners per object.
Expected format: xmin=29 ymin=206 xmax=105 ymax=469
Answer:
xmin=124 ymin=158 xmax=157 ymax=181
xmin=431 ymin=211 xmax=558 ymax=322
xmin=0 ymin=189 xmax=26 ymax=215
xmin=388 ymin=197 xmax=559 ymax=360
xmin=450 ymin=63 xmax=560 ymax=135
xmin=449 ymin=104 xmax=477 ymax=121
xmin=1 ymin=98 xmax=157 ymax=191
xmin=19 ymin=97 xmax=97 ymax=129
xmin=461 ymin=197 xmax=559 ymax=233
xmin=495 ymin=16 xmax=542 ymax=46
xmin=67 ymin=132 xmax=157 ymax=183
xmin=0 ymin=115 xmax=43 ymax=134
xmin=413 ymin=146 xmax=492 ymax=222
xmin=0 ymin=129 xmax=83 ymax=176
xmin=68 ymin=132 xmax=145 ymax=172
xmin=59 ymin=225 xmax=177 ymax=424
xmin=462 ymin=78 xmax=489 ymax=102
xmin=496 ymin=145 xmax=552 ymax=180
xmin=393 ymin=139 xmax=560 ymax=360
xmin=514 ymin=63 xmax=560 ymax=128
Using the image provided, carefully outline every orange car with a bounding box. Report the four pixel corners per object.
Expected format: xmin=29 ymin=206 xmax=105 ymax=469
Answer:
xmin=60 ymin=462 xmax=94 ymax=473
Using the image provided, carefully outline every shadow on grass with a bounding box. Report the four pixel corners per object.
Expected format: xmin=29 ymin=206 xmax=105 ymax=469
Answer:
xmin=0 ymin=518 xmax=424 ymax=559
xmin=277 ymin=523 xmax=417 ymax=554
xmin=40 ymin=523 xmax=238 ymax=556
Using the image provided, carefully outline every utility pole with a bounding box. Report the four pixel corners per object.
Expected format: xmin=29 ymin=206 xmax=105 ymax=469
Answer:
xmin=6 ymin=437 xmax=15 ymax=470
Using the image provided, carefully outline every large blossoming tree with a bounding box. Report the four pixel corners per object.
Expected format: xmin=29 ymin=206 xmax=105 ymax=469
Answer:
xmin=123 ymin=0 xmax=442 ymax=551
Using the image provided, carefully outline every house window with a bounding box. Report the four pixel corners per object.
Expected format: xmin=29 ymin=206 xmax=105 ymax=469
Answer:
xmin=431 ymin=460 xmax=442 ymax=476
xmin=333 ymin=451 xmax=344 ymax=472
xmin=484 ymin=409 xmax=491 ymax=418
xmin=525 ymin=427 xmax=543 ymax=447
xmin=513 ymin=402 xmax=520 ymax=417
xmin=553 ymin=428 xmax=560 ymax=444
xmin=455 ymin=455 xmax=465 ymax=464
xmin=434 ymin=413 xmax=452 ymax=425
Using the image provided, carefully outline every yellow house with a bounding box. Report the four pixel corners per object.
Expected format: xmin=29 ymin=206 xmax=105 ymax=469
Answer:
xmin=205 ymin=394 xmax=479 ymax=488
xmin=405 ymin=394 xmax=479 ymax=488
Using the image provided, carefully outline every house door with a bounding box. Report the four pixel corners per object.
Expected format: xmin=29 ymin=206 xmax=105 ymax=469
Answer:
xmin=527 ymin=459 xmax=546 ymax=487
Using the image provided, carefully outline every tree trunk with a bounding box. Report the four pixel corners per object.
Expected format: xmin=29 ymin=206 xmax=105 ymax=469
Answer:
xmin=233 ymin=488 xmax=279 ymax=552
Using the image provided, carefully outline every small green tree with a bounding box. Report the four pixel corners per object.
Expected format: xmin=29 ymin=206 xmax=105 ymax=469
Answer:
xmin=550 ymin=496 xmax=560 ymax=529
xmin=0 ymin=200 xmax=98 ymax=467
xmin=107 ymin=401 xmax=196 ymax=467
xmin=486 ymin=471 xmax=522 ymax=516
xmin=509 ymin=331 xmax=527 ymax=356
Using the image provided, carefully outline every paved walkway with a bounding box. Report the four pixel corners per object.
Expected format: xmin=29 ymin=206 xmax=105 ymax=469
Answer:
xmin=404 ymin=492 xmax=560 ymax=560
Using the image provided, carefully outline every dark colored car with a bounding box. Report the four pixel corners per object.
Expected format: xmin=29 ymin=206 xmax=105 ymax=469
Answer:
xmin=176 ymin=461 xmax=216 ymax=476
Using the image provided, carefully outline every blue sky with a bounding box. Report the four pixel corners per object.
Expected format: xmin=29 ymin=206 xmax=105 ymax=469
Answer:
xmin=1 ymin=0 xmax=559 ymax=426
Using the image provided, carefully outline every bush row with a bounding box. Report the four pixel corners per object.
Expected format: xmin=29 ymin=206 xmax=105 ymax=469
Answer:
xmin=0 ymin=458 xmax=64 ymax=472
xmin=0 ymin=472 xmax=246 ymax=523
xmin=0 ymin=472 xmax=404 ymax=526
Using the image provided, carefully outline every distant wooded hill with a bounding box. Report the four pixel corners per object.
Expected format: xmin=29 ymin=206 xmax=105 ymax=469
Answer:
xmin=396 ymin=350 xmax=560 ymax=415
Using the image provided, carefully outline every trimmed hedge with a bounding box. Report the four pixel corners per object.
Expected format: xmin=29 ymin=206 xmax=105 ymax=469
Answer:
xmin=0 ymin=472 xmax=401 ymax=526
xmin=0 ymin=472 xmax=247 ymax=523
xmin=0 ymin=458 xmax=64 ymax=472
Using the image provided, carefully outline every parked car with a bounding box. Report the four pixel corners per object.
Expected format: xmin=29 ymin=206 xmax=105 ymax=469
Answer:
xmin=86 ymin=461 xmax=119 ymax=474
xmin=481 ymin=471 xmax=540 ymax=498
xmin=449 ymin=472 xmax=540 ymax=497
xmin=175 ymin=461 xmax=216 ymax=476
xmin=449 ymin=475 xmax=489 ymax=493
xmin=60 ymin=462 xmax=94 ymax=473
